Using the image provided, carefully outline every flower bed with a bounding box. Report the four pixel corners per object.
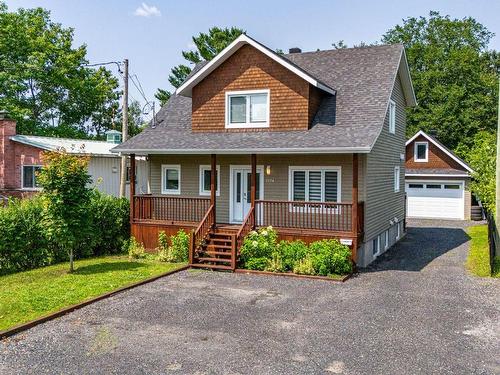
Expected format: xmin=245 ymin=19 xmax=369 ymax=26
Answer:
xmin=239 ymin=227 xmax=353 ymax=279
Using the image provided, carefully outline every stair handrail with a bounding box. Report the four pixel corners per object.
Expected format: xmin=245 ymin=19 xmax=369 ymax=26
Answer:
xmin=189 ymin=204 xmax=215 ymax=265
xmin=236 ymin=206 xmax=255 ymax=256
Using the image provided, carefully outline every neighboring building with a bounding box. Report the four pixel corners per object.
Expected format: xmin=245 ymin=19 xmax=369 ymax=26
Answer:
xmin=0 ymin=112 xmax=148 ymax=198
xmin=113 ymin=34 xmax=417 ymax=268
xmin=405 ymin=130 xmax=473 ymax=220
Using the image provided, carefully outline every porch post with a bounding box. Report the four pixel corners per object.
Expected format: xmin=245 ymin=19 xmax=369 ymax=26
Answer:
xmin=251 ymin=154 xmax=257 ymax=227
xmin=130 ymin=153 xmax=136 ymax=223
xmin=211 ymin=154 xmax=216 ymax=226
xmin=351 ymin=153 xmax=359 ymax=263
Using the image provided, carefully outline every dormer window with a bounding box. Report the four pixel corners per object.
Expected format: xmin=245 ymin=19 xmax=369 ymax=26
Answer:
xmin=225 ymin=89 xmax=270 ymax=129
xmin=414 ymin=141 xmax=428 ymax=162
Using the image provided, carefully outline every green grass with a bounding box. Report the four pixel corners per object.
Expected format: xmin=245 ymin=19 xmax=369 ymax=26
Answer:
xmin=0 ymin=256 xmax=186 ymax=331
xmin=466 ymin=225 xmax=492 ymax=277
xmin=492 ymin=257 xmax=500 ymax=278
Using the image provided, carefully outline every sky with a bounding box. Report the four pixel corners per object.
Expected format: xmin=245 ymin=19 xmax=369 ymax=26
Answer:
xmin=5 ymin=0 xmax=500 ymax=118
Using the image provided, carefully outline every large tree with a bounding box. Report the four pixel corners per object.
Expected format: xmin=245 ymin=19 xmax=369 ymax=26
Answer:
xmin=0 ymin=2 xmax=120 ymax=137
xmin=383 ymin=11 xmax=499 ymax=150
xmin=155 ymin=27 xmax=244 ymax=105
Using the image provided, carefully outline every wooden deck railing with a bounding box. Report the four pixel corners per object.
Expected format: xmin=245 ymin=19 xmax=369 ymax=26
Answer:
xmin=189 ymin=204 xmax=215 ymax=265
xmin=255 ymin=200 xmax=359 ymax=233
xmin=133 ymin=195 xmax=210 ymax=223
xmin=236 ymin=206 xmax=255 ymax=252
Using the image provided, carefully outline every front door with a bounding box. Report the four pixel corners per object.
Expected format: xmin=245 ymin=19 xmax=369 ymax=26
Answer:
xmin=231 ymin=168 xmax=261 ymax=223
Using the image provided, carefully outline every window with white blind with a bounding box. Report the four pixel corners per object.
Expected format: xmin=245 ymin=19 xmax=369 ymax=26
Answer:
xmin=289 ymin=167 xmax=341 ymax=203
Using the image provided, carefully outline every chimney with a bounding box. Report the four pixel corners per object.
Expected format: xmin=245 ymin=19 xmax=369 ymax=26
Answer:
xmin=0 ymin=110 xmax=17 ymax=190
xmin=288 ymin=47 xmax=302 ymax=54
xmin=429 ymin=129 xmax=438 ymax=138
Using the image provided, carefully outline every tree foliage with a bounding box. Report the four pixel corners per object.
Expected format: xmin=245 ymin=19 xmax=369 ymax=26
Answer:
xmin=37 ymin=151 xmax=92 ymax=272
xmin=155 ymin=27 xmax=244 ymax=105
xmin=457 ymin=131 xmax=497 ymax=214
xmin=0 ymin=2 xmax=120 ymax=137
xmin=383 ymin=11 xmax=499 ymax=150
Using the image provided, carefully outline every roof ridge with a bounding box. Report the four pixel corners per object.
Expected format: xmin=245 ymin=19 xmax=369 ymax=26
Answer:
xmin=284 ymin=43 xmax=403 ymax=57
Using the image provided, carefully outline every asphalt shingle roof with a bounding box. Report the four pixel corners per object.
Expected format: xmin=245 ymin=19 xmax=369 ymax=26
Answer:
xmin=114 ymin=44 xmax=406 ymax=154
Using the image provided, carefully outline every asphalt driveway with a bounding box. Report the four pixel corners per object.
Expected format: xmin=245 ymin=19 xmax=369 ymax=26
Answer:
xmin=1 ymin=220 xmax=499 ymax=374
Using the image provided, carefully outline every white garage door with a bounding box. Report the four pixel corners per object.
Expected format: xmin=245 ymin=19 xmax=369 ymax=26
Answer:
xmin=406 ymin=181 xmax=464 ymax=220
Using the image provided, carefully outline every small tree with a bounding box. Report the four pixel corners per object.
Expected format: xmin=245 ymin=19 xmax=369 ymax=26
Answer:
xmin=37 ymin=150 xmax=92 ymax=272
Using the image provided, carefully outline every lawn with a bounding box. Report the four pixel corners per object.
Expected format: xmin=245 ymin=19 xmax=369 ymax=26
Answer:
xmin=466 ymin=225 xmax=496 ymax=277
xmin=0 ymin=256 xmax=186 ymax=331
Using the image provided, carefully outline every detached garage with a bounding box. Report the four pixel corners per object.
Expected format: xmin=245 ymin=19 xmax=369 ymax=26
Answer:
xmin=405 ymin=130 xmax=473 ymax=220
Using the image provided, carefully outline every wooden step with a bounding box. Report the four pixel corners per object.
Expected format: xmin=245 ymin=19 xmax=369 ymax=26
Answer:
xmin=201 ymin=251 xmax=233 ymax=256
xmin=196 ymin=257 xmax=232 ymax=263
xmin=206 ymin=244 xmax=232 ymax=250
xmin=190 ymin=263 xmax=233 ymax=271
xmin=211 ymin=232 xmax=235 ymax=237
xmin=210 ymin=237 xmax=233 ymax=244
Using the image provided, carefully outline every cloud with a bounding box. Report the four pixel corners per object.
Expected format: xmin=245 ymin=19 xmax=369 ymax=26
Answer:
xmin=134 ymin=3 xmax=161 ymax=17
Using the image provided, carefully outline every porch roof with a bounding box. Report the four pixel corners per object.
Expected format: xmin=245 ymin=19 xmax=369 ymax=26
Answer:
xmin=113 ymin=43 xmax=414 ymax=155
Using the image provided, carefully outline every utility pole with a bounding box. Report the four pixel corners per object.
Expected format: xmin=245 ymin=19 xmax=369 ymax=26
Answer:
xmin=119 ymin=59 xmax=129 ymax=198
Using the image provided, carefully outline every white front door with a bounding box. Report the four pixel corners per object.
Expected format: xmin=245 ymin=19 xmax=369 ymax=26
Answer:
xmin=230 ymin=167 xmax=262 ymax=223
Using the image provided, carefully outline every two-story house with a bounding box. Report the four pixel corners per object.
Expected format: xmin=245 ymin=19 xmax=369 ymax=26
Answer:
xmin=113 ymin=34 xmax=416 ymax=268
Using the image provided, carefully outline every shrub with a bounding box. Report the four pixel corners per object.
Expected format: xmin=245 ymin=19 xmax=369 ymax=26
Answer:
xmin=240 ymin=226 xmax=278 ymax=266
xmin=126 ymin=237 xmax=146 ymax=259
xmin=277 ymin=240 xmax=308 ymax=271
xmin=86 ymin=191 xmax=130 ymax=256
xmin=244 ymin=257 xmax=269 ymax=271
xmin=293 ymin=256 xmax=315 ymax=275
xmin=264 ymin=252 xmax=285 ymax=273
xmin=0 ymin=196 xmax=55 ymax=275
xmin=156 ymin=231 xmax=170 ymax=262
xmin=157 ymin=230 xmax=189 ymax=263
xmin=308 ymin=239 xmax=353 ymax=276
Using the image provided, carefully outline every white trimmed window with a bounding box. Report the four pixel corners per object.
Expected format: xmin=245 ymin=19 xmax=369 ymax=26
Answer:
xmin=199 ymin=165 xmax=220 ymax=196
xmin=414 ymin=141 xmax=428 ymax=162
xmin=394 ymin=166 xmax=400 ymax=192
xmin=372 ymin=235 xmax=381 ymax=256
xmin=389 ymin=99 xmax=396 ymax=134
xmin=289 ymin=167 xmax=341 ymax=202
xmin=161 ymin=165 xmax=181 ymax=195
xmin=225 ymin=90 xmax=270 ymax=129
xmin=22 ymin=165 xmax=42 ymax=190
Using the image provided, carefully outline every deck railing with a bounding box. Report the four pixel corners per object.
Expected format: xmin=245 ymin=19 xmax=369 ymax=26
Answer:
xmin=133 ymin=195 xmax=211 ymax=223
xmin=255 ymin=200 xmax=362 ymax=233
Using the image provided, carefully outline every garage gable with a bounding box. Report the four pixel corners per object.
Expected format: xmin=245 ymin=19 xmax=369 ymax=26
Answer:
xmin=405 ymin=130 xmax=472 ymax=174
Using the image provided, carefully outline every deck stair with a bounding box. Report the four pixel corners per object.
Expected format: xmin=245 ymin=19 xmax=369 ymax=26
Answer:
xmin=191 ymin=226 xmax=238 ymax=271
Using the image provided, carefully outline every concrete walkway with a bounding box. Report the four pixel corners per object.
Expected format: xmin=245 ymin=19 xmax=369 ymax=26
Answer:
xmin=1 ymin=220 xmax=499 ymax=374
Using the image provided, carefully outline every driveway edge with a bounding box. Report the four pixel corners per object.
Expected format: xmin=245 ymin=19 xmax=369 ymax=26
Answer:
xmin=0 ymin=264 xmax=189 ymax=340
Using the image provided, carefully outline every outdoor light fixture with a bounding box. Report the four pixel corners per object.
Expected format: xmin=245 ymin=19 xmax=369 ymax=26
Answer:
xmin=266 ymin=165 xmax=271 ymax=175
xmin=112 ymin=166 xmax=118 ymax=173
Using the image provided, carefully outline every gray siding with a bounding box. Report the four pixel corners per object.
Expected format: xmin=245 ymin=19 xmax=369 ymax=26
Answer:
xmin=88 ymin=156 xmax=148 ymax=197
xmin=149 ymin=154 xmax=362 ymax=223
xmin=364 ymin=74 xmax=407 ymax=244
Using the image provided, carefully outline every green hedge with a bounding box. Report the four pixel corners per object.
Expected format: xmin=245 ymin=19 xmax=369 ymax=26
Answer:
xmin=239 ymin=227 xmax=353 ymax=276
xmin=0 ymin=191 xmax=129 ymax=275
